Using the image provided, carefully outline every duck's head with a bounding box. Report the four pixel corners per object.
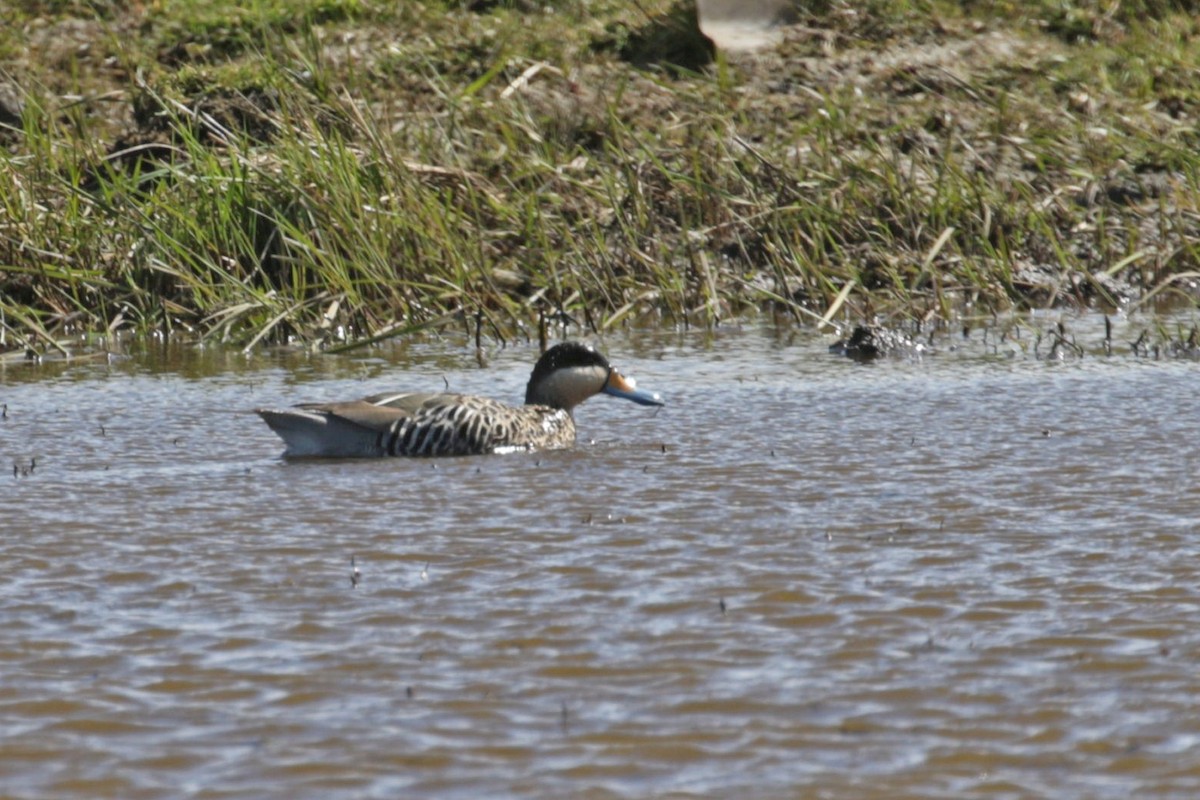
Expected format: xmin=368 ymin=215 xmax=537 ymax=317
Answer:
xmin=525 ymin=342 xmax=664 ymax=412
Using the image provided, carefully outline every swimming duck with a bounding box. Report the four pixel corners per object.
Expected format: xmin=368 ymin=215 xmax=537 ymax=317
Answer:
xmin=256 ymin=342 xmax=664 ymax=457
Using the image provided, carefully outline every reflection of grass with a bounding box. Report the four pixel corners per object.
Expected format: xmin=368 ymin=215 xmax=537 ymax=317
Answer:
xmin=2 ymin=1 xmax=1200 ymax=350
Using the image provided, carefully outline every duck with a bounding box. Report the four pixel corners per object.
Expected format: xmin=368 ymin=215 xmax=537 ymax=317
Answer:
xmin=256 ymin=342 xmax=664 ymax=457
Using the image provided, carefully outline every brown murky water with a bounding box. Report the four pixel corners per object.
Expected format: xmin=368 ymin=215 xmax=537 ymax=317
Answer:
xmin=3 ymin=316 xmax=1200 ymax=799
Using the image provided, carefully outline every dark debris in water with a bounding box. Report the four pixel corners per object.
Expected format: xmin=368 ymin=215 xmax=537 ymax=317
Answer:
xmin=830 ymin=316 xmax=1200 ymax=362
xmin=829 ymin=324 xmax=928 ymax=361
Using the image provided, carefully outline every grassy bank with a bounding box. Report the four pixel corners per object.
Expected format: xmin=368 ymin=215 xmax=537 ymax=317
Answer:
xmin=2 ymin=0 xmax=1199 ymax=352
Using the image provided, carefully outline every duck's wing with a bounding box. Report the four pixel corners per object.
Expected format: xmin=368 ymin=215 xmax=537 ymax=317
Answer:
xmin=256 ymin=393 xmax=559 ymax=457
xmin=359 ymin=392 xmax=465 ymax=413
xmin=256 ymin=397 xmax=413 ymax=458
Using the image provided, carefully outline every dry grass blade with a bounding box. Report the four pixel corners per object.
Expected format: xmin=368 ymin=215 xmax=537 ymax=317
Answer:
xmin=819 ymin=280 xmax=856 ymax=332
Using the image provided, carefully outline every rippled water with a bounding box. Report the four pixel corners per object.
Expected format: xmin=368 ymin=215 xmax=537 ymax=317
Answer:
xmin=3 ymin=316 xmax=1200 ymax=799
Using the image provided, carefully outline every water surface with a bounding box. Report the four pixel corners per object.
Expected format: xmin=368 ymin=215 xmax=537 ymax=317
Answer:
xmin=3 ymin=317 xmax=1200 ymax=798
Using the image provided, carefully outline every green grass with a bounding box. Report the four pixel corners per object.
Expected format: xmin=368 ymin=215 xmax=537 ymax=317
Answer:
xmin=2 ymin=0 xmax=1200 ymax=352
